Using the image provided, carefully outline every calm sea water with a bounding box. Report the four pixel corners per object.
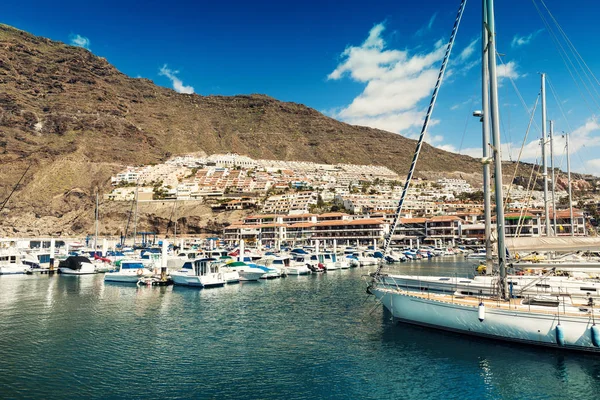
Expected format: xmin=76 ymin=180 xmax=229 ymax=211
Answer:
xmin=1 ymin=258 xmax=600 ymax=399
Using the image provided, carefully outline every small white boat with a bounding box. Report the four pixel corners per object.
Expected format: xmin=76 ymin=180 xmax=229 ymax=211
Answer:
xmin=58 ymin=256 xmax=96 ymax=275
xmin=253 ymin=257 xmax=284 ymax=279
xmin=0 ymin=249 xmax=33 ymax=275
xmin=288 ymin=255 xmax=314 ymax=275
xmin=104 ymin=260 xmax=153 ymax=283
xmin=355 ymin=252 xmax=378 ymax=266
xmin=171 ymin=258 xmax=225 ymax=288
xmin=466 ymin=249 xmax=487 ymax=260
xmin=221 ymin=261 xmax=265 ymax=281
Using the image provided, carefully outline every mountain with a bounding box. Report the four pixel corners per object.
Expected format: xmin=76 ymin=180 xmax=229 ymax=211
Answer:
xmin=1 ymin=24 xmax=587 ymax=237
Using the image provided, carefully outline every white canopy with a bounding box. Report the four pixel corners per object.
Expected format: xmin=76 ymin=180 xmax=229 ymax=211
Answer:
xmin=505 ymin=237 xmax=600 ymax=252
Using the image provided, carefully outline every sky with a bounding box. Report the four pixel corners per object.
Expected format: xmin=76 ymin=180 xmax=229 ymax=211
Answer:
xmin=3 ymin=0 xmax=600 ymax=175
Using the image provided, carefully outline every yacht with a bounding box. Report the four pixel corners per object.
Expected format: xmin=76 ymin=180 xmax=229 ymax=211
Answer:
xmin=355 ymin=251 xmax=378 ymax=266
xmin=221 ymin=261 xmax=265 ymax=281
xmin=368 ymin=0 xmax=600 ymax=353
xmin=0 ymin=250 xmax=30 ymax=275
xmin=466 ymin=248 xmax=488 ymax=260
xmin=104 ymin=260 xmax=153 ymax=283
xmin=171 ymin=258 xmax=225 ymax=288
xmin=58 ymin=256 xmax=96 ymax=275
xmin=289 ymin=254 xmax=317 ymax=274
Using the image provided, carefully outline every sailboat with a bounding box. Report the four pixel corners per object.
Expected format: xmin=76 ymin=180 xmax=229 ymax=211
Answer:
xmin=369 ymin=0 xmax=600 ymax=353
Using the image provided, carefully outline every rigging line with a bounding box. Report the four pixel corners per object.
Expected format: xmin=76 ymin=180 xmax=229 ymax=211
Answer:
xmin=536 ymin=1 xmax=600 ymax=113
xmin=546 ymin=76 xmax=590 ymax=174
xmin=531 ymin=0 xmax=599 ymax=115
xmin=546 ymin=77 xmax=575 ymax=134
xmin=495 ymin=52 xmax=541 ymax=134
xmin=504 ymin=94 xmax=540 ymax=214
xmin=457 ymin=94 xmax=476 ymax=154
xmin=0 ymin=161 xmax=32 ymax=214
xmin=375 ymin=0 xmax=468 ymax=279
xmin=516 ymin=158 xmax=541 ymax=238
xmin=501 ymin=76 xmax=513 ymax=160
xmin=539 ymin=0 xmax=600 ymax=100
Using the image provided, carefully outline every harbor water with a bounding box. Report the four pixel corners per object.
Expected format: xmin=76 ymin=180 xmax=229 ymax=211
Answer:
xmin=1 ymin=258 xmax=600 ymax=399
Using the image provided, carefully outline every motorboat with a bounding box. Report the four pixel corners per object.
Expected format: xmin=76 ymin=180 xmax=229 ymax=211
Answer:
xmin=289 ymin=254 xmax=316 ymax=274
xmin=466 ymin=248 xmax=487 ymax=260
xmin=104 ymin=260 xmax=153 ymax=283
xmin=170 ymin=258 xmax=225 ymax=288
xmin=221 ymin=261 xmax=265 ymax=281
xmin=355 ymin=251 xmax=378 ymax=266
xmin=58 ymin=256 xmax=96 ymax=275
xmin=0 ymin=249 xmax=31 ymax=275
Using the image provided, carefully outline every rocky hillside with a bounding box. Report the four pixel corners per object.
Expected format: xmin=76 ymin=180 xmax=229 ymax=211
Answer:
xmin=0 ymin=24 xmax=593 ymax=236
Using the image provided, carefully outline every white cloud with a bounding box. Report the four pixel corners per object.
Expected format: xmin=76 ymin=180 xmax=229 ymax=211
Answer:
xmin=458 ymin=38 xmax=478 ymax=62
xmin=415 ymin=13 xmax=437 ymax=37
xmin=159 ymin=64 xmax=194 ymax=94
xmin=511 ymin=29 xmax=544 ymax=48
xmin=585 ymin=159 xmax=600 ymax=176
xmin=496 ymin=61 xmax=523 ymax=81
xmin=327 ymin=22 xmax=457 ymax=134
xmin=69 ymin=34 xmax=90 ymax=49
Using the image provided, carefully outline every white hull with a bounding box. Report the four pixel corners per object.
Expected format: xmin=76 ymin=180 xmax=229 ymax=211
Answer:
xmin=104 ymin=269 xmax=153 ymax=283
xmin=337 ymin=261 xmax=350 ymax=269
xmin=466 ymin=254 xmax=487 ymax=260
xmin=324 ymin=263 xmax=339 ymax=271
xmin=285 ymin=266 xmax=311 ymax=275
xmin=0 ymin=265 xmax=28 ymax=275
xmin=359 ymin=258 xmax=378 ymax=266
xmin=381 ymin=274 xmax=600 ymax=299
xmin=222 ymin=271 xmax=240 ymax=283
xmin=238 ymin=271 xmax=264 ymax=281
xmin=171 ymin=272 xmax=225 ymax=288
xmin=59 ymin=265 xmax=97 ymax=275
xmin=373 ymin=287 xmax=600 ymax=353
xmin=515 ymin=261 xmax=600 ymax=273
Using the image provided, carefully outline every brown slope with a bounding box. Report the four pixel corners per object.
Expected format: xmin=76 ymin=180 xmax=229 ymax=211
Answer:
xmin=0 ymin=24 xmax=483 ymax=235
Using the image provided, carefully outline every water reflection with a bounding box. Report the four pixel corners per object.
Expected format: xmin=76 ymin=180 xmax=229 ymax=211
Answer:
xmin=0 ymin=268 xmax=599 ymax=400
xmin=379 ymin=308 xmax=600 ymax=399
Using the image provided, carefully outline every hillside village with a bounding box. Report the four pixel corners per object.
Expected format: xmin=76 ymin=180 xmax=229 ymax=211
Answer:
xmin=104 ymin=153 xmax=595 ymax=246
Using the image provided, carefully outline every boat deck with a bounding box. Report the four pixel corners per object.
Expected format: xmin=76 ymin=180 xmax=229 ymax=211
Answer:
xmin=378 ymin=286 xmax=599 ymax=318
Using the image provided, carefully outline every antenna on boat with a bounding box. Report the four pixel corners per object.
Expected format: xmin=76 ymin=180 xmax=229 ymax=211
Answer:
xmin=371 ymin=0 xmax=468 ymax=281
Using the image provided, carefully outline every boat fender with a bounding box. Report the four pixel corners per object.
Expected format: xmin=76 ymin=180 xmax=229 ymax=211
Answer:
xmin=592 ymin=325 xmax=600 ymax=347
xmin=556 ymin=324 xmax=565 ymax=347
xmin=137 ymin=268 xmax=144 ymax=276
xmin=478 ymin=302 xmax=485 ymax=322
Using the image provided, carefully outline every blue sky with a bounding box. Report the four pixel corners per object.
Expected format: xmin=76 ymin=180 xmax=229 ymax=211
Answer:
xmin=3 ymin=0 xmax=600 ymax=174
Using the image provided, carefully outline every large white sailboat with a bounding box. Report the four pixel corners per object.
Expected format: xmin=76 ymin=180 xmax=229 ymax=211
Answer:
xmin=369 ymin=0 xmax=600 ymax=353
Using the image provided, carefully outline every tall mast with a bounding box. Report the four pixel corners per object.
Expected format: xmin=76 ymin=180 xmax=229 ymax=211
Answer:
xmin=133 ymin=185 xmax=139 ymax=247
xmin=481 ymin=0 xmax=493 ymax=274
xmin=566 ymin=133 xmax=574 ymax=236
xmin=94 ymin=191 xmax=99 ymax=254
xmin=550 ymin=120 xmax=557 ymax=235
xmin=485 ymin=0 xmax=508 ymax=299
xmin=541 ymin=73 xmax=550 ymax=236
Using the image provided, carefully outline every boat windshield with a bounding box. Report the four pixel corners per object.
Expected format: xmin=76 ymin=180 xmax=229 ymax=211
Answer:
xmin=122 ymin=262 xmax=145 ymax=269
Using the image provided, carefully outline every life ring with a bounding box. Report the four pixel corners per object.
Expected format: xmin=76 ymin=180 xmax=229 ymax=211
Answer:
xmin=136 ymin=268 xmax=144 ymax=276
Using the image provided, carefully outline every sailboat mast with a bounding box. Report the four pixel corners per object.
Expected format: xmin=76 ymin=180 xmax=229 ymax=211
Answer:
xmin=94 ymin=191 xmax=99 ymax=255
xmin=566 ymin=133 xmax=574 ymax=236
xmin=481 ymin=0 xmax=493 ymax=274
xmin=549 ymin=120 xmax=557 ymax=235
xmin=133 ymin=185 xmax=139 ymax=247
xmin=541 ymin=73 xmax=551 ymax=236
xmin=485 ymin=0 xmax=508 ymax=299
